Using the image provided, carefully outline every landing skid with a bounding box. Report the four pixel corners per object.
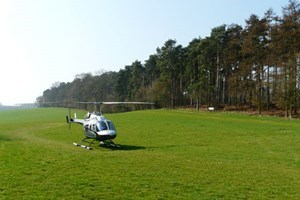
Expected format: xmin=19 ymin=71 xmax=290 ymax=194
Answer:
xmin=99 ymin=140 xmax=120 ymax=149
xmin=73 ymin=138 xmax=120 ymax=150
xmin=73 ymin=137 xmax=95 ymax=150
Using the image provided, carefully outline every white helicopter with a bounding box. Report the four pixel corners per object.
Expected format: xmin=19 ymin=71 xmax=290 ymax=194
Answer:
xmin=66 ymin=101 xmax=154 ymax=150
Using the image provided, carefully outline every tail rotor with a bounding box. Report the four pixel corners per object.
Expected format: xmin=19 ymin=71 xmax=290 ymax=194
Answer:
xmin=66 ymin=107 xmax=71 ymax=133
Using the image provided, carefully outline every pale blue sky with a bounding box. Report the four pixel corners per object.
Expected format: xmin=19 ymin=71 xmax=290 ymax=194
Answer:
xmin=0 ymin=0 xmax=289 ymax=105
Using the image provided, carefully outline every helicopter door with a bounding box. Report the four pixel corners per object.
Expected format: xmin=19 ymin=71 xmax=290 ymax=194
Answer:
xmin=91 ymin=124 xmax=97 ymax=131
xmin=84 ymin=124 xmax=89 ymax=131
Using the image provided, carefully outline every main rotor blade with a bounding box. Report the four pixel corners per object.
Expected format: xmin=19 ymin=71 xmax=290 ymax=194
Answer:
xmin=101 ymin=102 xmax=154 ymax=105
xmin=76 ymin=101 xmax=154 ymax=105
xmin=77 ymin=102 xmax=102 ymax=105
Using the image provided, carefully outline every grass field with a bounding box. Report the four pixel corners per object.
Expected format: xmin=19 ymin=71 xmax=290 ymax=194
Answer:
xmin=0 ymin=108 xmax=299 ymax=199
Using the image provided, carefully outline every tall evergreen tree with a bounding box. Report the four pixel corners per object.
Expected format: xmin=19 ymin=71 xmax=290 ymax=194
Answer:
xmin=115 ymin=66 xmax=132 ymax=101
xmin=242 ymin=14 xmax=269 ymax=114
xmin=157 ymin=39 xmax=186 ymax=108
xmin=224 ymin=24 xmax=243 ymax=106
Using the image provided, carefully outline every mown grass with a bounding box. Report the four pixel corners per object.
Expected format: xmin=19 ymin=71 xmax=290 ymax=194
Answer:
xmin=0 ymin=108 xmax=299 ymax=199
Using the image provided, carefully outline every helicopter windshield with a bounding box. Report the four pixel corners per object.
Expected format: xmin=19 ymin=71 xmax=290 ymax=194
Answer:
xmin=97 ymin=121 xmax=108 ymax=131
xmin=106 ymin=121 xmax=116 ymax=130
xmin=96 ymin=120 xmax=116 ymax=131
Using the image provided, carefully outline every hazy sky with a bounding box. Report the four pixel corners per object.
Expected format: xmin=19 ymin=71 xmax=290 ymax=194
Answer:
xmin=0 ymin=0 xmax=289 ymax=105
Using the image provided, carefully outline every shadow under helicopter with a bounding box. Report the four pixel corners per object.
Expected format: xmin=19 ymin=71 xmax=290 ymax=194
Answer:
xmin=0 ymin=136 xmax=13 ymax=142
xmin=99 ymin=144 xmax=146 ymax=151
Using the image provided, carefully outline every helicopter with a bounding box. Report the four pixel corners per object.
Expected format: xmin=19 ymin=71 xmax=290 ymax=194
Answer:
xmin=66 ymin=101 xmax=154 ymax=150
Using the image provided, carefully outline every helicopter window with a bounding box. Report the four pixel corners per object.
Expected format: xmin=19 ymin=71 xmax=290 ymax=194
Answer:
xmin=97 ymin=121 xmax=108 ymax=131
xmin=106 ymin=121 xmax=116 ymax=130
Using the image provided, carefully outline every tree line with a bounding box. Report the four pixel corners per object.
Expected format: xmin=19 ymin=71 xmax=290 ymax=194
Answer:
xmin=37 ymin=0 xmax=300 ymax=117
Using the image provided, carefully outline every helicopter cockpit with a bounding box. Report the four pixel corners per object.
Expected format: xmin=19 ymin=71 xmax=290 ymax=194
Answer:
xmin=97 ymin=120 xmax=116 ymax=131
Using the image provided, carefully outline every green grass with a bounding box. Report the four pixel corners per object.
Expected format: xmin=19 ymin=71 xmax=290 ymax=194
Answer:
xmin=0 ymin=108 xmax=299 ymax=199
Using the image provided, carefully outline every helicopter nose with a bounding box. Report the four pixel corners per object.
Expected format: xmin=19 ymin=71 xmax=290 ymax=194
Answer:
xmin=98 ymin=130 xmax=117 ymax=136
xmin=107 ymin=130 xmax=116 ymax=136
xmin=97 ymin=130 xmax=117 ymax=140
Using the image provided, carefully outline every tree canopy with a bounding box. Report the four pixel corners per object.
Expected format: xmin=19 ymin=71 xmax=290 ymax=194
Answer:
xmin=37 ymin=0 xmax=300 ymax=117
